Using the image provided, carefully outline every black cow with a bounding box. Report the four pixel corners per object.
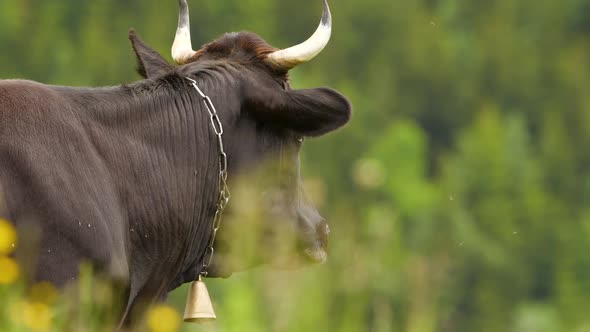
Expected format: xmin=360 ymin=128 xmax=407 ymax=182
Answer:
xmin=0 ymin=0 xmax=350 ymax=324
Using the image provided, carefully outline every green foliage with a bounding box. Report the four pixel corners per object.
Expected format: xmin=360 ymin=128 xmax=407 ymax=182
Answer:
xmin=2 ymin=0 xmax=590 ymax=331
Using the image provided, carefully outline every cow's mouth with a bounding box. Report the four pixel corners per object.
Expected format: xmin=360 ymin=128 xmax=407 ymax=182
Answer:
xmin=304 ymin=246 xmax=328 ymax=264
xmin=303 ymin=221 xmax=329 ymax=264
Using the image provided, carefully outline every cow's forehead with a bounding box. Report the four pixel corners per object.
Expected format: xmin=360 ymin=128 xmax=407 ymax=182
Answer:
xmin=192 ymin=32 xmax=279 ymax=64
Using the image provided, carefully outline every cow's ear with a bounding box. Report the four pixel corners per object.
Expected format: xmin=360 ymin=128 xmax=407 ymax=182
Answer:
xmin=129 ymin=29 xmax=174 ymax=79
xmin=243 ymin=79 xmax=351 ymax=137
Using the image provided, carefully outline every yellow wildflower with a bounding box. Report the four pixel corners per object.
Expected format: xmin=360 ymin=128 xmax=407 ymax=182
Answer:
xmin=0 ymin=256 xmax=20 ymax=284
xmin=29 ymin=281 xmax=59 ymax=305
xmin=0 ymin=218 xmax=17 ymax=255
xmin=147 ymin=305 xmax=181 ymax=332
xmin=11 ymin=300 xmax=54 ymax=331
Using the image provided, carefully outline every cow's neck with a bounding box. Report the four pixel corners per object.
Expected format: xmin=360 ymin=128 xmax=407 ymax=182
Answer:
xmin=62 ymin=77 xmax=237 ymax=290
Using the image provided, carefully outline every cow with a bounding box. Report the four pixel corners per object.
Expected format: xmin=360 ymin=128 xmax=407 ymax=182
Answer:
xmin=0 ymin=0 xmax=350 ymax=324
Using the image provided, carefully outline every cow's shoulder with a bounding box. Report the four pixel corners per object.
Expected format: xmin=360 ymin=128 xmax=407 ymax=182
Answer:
xmin=0 ymin=81 xmax=129 ymax=286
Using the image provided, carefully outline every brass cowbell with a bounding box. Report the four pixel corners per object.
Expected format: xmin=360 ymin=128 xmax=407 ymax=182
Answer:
xmin=183 ymin=275 xmax=216 ymax=322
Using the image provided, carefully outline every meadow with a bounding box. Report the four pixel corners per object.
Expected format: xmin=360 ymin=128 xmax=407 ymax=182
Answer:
xmin=2 ymin=0 xmax=590 ymax=331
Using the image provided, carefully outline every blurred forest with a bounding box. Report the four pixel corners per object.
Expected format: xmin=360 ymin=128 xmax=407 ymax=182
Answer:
xmin=1 ymin=0 xmax=590 ymax=331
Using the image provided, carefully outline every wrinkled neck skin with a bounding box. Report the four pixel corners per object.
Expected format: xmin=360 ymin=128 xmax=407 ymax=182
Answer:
xmin=56 ymin=64 xmax=247 ymax=299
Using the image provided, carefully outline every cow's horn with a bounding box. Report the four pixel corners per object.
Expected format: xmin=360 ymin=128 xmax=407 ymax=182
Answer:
xmin=267 ymin=0 xmax=332 ymax=69
xmin=172 ymin=0 xmax=197 ymax=64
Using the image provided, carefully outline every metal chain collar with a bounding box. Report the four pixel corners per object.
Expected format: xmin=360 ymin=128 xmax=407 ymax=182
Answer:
xmin=186 ymin=77 xmax=231 ymax=278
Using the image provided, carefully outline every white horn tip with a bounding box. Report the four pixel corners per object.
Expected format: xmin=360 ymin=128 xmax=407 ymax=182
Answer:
xmin=172 ymin=27 xmax=196 ymax=64
xmin=267 ymin=0 xmax=332 ymax=69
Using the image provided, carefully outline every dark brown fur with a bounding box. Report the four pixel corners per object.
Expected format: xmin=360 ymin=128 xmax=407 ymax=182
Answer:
xmin=193 ymin=32 xmax=280 ymax=67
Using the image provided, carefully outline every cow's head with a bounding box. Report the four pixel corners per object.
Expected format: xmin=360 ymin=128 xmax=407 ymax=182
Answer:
xmin=130 ymin=0 xmax=350 ymax=276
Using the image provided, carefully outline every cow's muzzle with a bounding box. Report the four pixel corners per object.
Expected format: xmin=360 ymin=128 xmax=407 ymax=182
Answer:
xmin=302 ymin=219 xmax=330 ymax=264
